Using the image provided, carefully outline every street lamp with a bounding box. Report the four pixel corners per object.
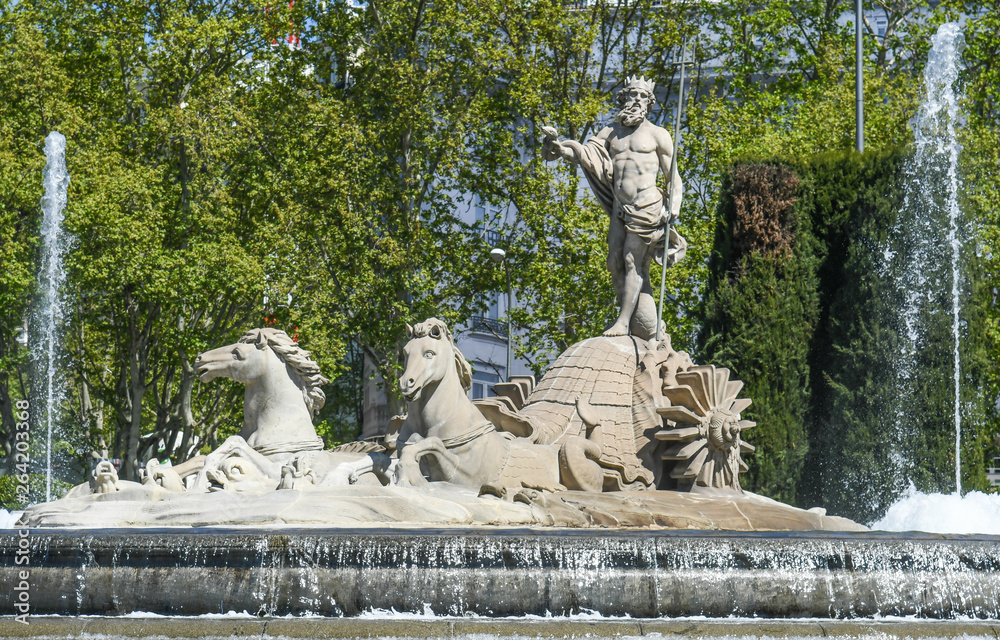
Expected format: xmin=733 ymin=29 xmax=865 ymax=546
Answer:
xmin=489 ymin=247 xmax=513 ymax=382
xmin=856 ymin=0 xmax=864 ymax=152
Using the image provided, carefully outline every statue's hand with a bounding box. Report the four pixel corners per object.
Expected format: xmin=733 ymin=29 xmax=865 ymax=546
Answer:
xmin=540 ymin=126 xmax=562 ymax=161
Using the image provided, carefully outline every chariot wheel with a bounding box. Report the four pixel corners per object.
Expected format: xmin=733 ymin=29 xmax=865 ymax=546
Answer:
xmin=656 ymin=365 xmax=755 ymax=491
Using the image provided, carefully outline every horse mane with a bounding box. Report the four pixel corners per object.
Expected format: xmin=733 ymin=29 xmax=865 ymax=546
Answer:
xmin=406 ymin=318 xmax=472 ymax=392
xmin=240 ymin=328 xmax=329 ymax=416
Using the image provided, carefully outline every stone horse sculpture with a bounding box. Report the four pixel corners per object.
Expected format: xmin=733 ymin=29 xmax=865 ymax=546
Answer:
xmin=67 ymin=328 xmax=383 ymax=497
xmin=98 ymin=327 xmax=377 ymax=494
xmin=196 ymin=327 xmax=328 ymax=455
xmin=189 ymin=328 xmax=389 ymax=492
xmin=391 ymin=318 xmax=605 ymax=494
xmin=21 ymin=319 xmax=860 ymax=532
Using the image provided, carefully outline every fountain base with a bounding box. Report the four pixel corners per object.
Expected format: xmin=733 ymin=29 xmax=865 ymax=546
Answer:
xmin=2 ymin=616 xmax=1000 ymax=639
xmin=18 ymin=481 xmax=865 ymax=531
xmin=2 ymin=528 xmax=998 ymax=618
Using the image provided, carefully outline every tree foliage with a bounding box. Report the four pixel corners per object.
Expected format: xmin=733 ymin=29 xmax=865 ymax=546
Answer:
xmin=712 ymin=148 xmax=999 ymax=522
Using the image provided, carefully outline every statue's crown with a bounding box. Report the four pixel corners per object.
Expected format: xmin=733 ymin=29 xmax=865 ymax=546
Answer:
xmin=624 ymin=75 xmax=656 ymax=95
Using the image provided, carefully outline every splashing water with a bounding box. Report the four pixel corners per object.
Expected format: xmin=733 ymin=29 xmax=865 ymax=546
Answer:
xmin=871 ymin=27 xmax=982 ymax=532
xmin=0 ymin=509 xmax=23 ymax=529
xmin=33 ymin=131 xmax=71 ymax=503
xmin=872 ymin=483 xmax=1000 ymax=534
xmin=881 ymin=22 xmax=965 ymax=502
xmin=915 ymin=22 xmax=966 ymax=496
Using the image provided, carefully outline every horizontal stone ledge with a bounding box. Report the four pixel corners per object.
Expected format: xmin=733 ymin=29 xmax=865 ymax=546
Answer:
xmin=2 ymin=528 xmax=999 ymax=618
xmin=1 ymin=616 xmax=999 ymax=639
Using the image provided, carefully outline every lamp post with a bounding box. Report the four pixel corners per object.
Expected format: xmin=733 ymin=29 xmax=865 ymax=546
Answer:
xmin=856 ymin=0 xmax=864 ymax=153
xmin=489 ymin=247 xmax=513 ymax=382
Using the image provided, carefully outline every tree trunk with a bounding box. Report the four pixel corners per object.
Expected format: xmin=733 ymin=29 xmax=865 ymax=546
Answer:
xmin=0 ymin=376 xmax=15 ymax=474
xmin=174 ymin=352 xmax=197 ymax=462
xmin=125 ymin=348 xmax=146 ymax=481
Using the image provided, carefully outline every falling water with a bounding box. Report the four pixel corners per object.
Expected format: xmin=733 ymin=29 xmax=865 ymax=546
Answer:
xmin=914 ymin=22 xmax=965 ymax=495
xmin=868 ymin=23 xmax=988 ymax=532
xmin=4 ymin=529 xmax=1000 ymax=618
xmin=34 ymin=131 xmax=71 ymax=503
xmin=882 ymin=23 xmax=965 ymax=494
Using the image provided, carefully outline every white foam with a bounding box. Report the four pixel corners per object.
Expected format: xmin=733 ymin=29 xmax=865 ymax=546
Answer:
xmin=871 ymin=483 xmax=1000 ymax=534
xmin=358 ymin=604 xmax=441 ymax=620
xmin=0 ymin=509 xmax=24 ymax=529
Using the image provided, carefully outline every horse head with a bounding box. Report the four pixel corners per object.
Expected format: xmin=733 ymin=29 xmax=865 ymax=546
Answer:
xmin=195 ymin=328 xmax=327 ymax=416
xmin=398 ymin=318 xmax=471 ymax=404
xmin=196 ymin=329 xmax=275 ymax=385
xmin=196 ymin=329 xmax=329 ymax=455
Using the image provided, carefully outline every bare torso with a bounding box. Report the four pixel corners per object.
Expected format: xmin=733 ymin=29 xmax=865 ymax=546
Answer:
xmin=540 ymin=104 xmax=680 ymax=339
xmin=601 ymin=120 xmax=671 ymax=206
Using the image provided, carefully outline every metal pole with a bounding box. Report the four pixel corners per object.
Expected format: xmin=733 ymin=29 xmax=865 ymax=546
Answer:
xmin=504 ymin=261 xmax=512 ymax=382
xmin=856 ymin=0 xmax=864 ymax=153
xmin=657 ymin=37 xmax=687 ymax=342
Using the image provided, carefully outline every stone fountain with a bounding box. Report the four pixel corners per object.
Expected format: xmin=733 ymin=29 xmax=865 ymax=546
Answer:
xmin=3 ymin=57 xmax=999 ymax=627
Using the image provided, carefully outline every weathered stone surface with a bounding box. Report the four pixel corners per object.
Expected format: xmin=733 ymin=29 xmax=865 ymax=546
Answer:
xmin=20 ymin=482 xmax=864 ymax=530
xmin=3 ymin=617 xmax=1000 ymax=638
xmin=31 ymin=322 xmax=852 ymax=532
xmin=521 ymin=336 xmax=656 ymax=488
xmin=542 ymin=76 xmax=687 ymax=340
xmin=196 ymin=328 xmax=328 ymax=456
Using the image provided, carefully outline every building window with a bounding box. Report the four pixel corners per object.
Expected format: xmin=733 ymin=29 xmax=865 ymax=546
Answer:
xmin=471 ymin=370 xmax=500 ymax=400
xmin=475 ymin=198 xmax=503 ymax=225
xmin=475 ymin=197 xmax=506 ymax=248
xmin=989 ymin=457 xmax=1000 ymax=488
xmin=470 ymin=307 xmax=508 ymax=338
xmin=470 ymin=291 xmax=508 ymax=338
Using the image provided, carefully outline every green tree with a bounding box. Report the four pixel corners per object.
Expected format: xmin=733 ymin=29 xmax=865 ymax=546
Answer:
xmin=0 ymin=8 xmax=82 ymax=475
xmin=700 ymin=163 xmax=818 ymax=504
xmin=950 ymin=0 xmax=1000 ymax=487
xmin=3 ymin=0 xmax=318 ymax=483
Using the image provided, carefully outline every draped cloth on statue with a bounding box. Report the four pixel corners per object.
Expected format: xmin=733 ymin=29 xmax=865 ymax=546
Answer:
xmin=576 ymin=137 xmax=687 ymax=267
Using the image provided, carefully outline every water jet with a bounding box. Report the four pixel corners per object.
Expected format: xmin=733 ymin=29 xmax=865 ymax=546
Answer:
xmin=32 ymin=131 xmax=70 ymax=504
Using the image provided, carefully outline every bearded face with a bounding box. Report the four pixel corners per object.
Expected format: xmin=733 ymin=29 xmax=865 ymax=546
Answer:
xmin=617 ymin=87 xmax=652 ymax=127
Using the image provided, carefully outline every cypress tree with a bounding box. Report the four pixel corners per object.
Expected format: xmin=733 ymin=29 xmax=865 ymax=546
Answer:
xmin=707 ymin=150 xmax=997 ymax=522
xmin=700 ymin=163 xmax=818 ymax=505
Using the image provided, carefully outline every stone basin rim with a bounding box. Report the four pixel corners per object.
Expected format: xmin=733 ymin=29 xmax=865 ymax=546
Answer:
xmin=2 ymin=615 xmax=1000 ymax=639
xmin=4 ymin=526 xmax=1000 ymax=543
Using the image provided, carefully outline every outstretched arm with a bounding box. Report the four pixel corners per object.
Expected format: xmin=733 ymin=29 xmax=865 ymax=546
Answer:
xmin=542 ymin=126 xmax=611 ymax=165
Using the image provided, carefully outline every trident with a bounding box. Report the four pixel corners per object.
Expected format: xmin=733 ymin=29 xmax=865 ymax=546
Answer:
xmin=657 ymin=36 xmax=690 ymax=342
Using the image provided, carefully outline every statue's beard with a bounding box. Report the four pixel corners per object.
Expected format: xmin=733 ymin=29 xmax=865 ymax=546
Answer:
xmin=618 ymin=105 xmax=647 ymax=127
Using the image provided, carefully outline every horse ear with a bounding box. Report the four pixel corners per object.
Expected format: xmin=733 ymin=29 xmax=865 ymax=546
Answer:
xmin=405 ymin=323 xmax=413 ymax=339
xmin=430 ymin=325 xmax=442 ymax=339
